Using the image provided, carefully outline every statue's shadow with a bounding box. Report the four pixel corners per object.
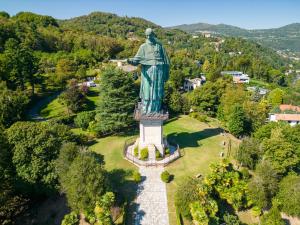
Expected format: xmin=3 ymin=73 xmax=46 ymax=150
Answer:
xmin=167 ymin=128 xmax=223 ymax=148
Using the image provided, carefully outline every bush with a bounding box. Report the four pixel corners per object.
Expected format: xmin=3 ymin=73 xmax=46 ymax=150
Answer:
xmin=61 ymin=212 xmax=79 ymax=225
xmin=223 ymin=213 xmax=242 ymax=225
xmin=165 ymin=147 xmax=170 ymax=155
xmin=161 ymin=171 xmax=171 ymax=183
xmin=190 ymin=112 xmax=208 ymax=122
xmin=260 ymin=205 xmax=285 ymax=225
xmin=140 ymin=148 xmax=148 ymax=160
xmin=134 ymin=146 xmax=138 ymax=157
xmin=156 ymin=150 xmax=162 ymax=160
xmin=74 ymin=111 xmax=95 ymax=130
xmin=132 ymin=171 xmax=142 ymax=183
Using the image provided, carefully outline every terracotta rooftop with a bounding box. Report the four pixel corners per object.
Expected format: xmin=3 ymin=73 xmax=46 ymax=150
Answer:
xmin=279 ymin=104 xmax=300 ymax=112
xmin=275 ymin=114 xmax=300 ymax=121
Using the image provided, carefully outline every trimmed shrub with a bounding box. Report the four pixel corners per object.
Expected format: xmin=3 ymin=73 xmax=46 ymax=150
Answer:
xmin=132 ymin=171 xmax=142 ymax=183
xmin=74 ymin=111 xmax=95 ymax=130
xmin=140 ymin=148 xmax=148 ymax=160
xmin=134 ymin=146 xmax=138 ymax=157
xmin=156 ymin=150 xmax=162 ymax=160
xmin=165 ymin=147 xmax=170 ymax=155
xmin=161 ymin=171 xmax=171 ymax=183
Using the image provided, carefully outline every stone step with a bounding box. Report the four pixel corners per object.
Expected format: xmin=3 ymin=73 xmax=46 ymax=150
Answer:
xmin=148 ymin=144 xmax=156 ymax=161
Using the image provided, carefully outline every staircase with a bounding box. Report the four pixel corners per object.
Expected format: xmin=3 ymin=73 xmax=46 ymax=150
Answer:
xmin=148 ymin=144 xmax=156 ymax=163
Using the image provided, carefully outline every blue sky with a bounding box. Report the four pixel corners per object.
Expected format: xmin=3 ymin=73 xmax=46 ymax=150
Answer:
xmin=1 ymin=0 xmax=299 ymax=29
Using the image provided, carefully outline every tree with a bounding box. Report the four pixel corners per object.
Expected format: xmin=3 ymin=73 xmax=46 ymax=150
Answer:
xmin=248 ymin=160 xmax=279 ymax=209
xmin=235 ymin=137 xmax=262 ymax=169
xmin=190 ymin=183 xmax=218 ymax=225
xmin=59 ymin=79 xmax=86 ymax=113
xmin=56 ymin=58 xmax=76 ymax=87
xmin=0 ymin=82 xmax=29 ymax=128
xmin=260 ymin=205 xmax=285 ymax=225
xmin=263 ymin=137 xmax=299 ymax=174
xmin=223 ymin=214 xmax=242 ymax=225
xmin=74 ymin=111 xmax=96 ymax=130
xmin=6 ymin=121 xmax=76 ymax=194
xmin=55 ymin=142 xmax=80 ymax=183
xmin=169 ymin=90 xmax=182 ymax=113
xmin=227 ymin=104 xmax=248 ymax=137
xmin=275 ymin=173 xmax=300 ymax=217
xmin=94 ymin=192 xmax=115 ymax=225
xmin=93 ymin=67 xmax=138 ymax=135
xmin=267 ymin=88 xmax=284 ymax=107
xmin=59 ymin=152 xmax=108 ymax=213
xmin=2 ymin=38 xmax=38 ymax=94
xmin=61 ymin=212 xmax=79 ymax=225
xmin=175 ymin=177 xmax=201 ymax=220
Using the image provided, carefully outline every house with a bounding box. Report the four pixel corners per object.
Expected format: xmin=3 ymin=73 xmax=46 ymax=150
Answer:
xmin=110 ymin=59 xmax=138 ymax=73
xmin=269 ymin=114 xmax=300 ymax=126
xmin=269 ymin=104 xmax=300 ymax=126
xmin=246 ymin=86 xmax=268 ymax=95
xmin=221 ymin=71 xmax=250 ymax=84
xmin=184 ymin=76 xmax=206 ymax=91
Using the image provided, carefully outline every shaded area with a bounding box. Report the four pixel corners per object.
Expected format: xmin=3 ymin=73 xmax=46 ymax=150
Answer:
xmin=15 ymin=194 xmax=69 ymax=225
xmin=27 ymin=92 xmax=61 ymax=121
xmin=167 ymin=127 xmax=223 ymax=148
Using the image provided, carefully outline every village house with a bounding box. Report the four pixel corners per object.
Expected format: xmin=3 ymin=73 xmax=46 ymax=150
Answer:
xmin=183 ymin=76 xmax=206 ymax=91
xmin=269 ymin=104 xmax=300 ymax=126
xmin=221 ymin=71 xmax=250 ymax=84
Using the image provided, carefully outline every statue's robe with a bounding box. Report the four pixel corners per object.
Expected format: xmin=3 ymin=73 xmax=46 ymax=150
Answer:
xmin=131 ymin=39 xmax=170 ymax=114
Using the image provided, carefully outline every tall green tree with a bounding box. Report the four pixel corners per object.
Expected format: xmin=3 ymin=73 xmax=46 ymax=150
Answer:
xmin=2 ymin=38 xmax=38 ymax=94
xmin=6 ymin=121 xmax=76 ymax=194
xmin=0 ymin=82 xmax=29 ymax=128
xmin=275 ymin=173 xmax=300 ymax=217
xmin=94 ymin=67 xmax=138 ymax=135
xmin=59 ymin=152 xmax=108 ymax=213
xmin=227 ymin=104 xmax=248 ymax=137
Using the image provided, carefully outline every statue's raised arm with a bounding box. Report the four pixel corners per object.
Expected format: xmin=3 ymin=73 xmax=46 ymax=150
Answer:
xmin=128 ymin=28 xmax=170 ymax=114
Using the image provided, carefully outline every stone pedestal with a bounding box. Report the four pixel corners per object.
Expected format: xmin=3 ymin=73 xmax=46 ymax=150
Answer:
xmin=139 ymin=119 xmax=165 ymax=155
xmin=134 ymin=103 xmax=169 ymax=157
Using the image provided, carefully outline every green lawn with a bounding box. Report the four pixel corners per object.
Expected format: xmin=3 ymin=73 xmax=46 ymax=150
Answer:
xmin=40 ymin=97 xmax=68 ymax=119
xmin=88 ymin=135 xmax=137 ymax=171
xmin=39 ymin=87 xmax=100 ymax=119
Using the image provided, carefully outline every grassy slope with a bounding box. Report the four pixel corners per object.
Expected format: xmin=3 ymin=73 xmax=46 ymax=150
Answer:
xmin=39 ymin=87 xmax=100 ymax=119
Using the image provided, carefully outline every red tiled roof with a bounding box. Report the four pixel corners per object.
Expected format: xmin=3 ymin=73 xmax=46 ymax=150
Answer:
xmin=280 ymin=104 xmax=300 ymax=112
xmin=275 ymin=114 xmax=300 ymax=121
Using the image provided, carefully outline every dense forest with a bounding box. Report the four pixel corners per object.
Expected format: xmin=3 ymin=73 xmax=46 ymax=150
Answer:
xmin=1 ymin=10 xmax=300 ymax=225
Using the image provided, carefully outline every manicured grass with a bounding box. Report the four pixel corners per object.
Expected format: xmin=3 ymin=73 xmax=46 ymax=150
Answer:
xmin=40 ymin=97 xmax=68 ymax=119
xmin=88 ymin=135 xmax=137 ymax=171
xmin=39 ymin=87 xmax=100 ymax=119
xmin=163 ymin=116 xmax=240 ymax=225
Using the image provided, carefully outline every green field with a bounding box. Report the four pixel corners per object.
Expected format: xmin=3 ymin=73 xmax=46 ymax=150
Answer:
xmin=39 ymin=87 xmax=100 ymax=119
xmin=86 ymin=115 xmax=242 ymax=225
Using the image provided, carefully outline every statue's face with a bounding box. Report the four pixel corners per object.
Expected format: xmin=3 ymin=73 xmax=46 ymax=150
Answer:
xmin=146 ymin=33 xmax=156 ymax=43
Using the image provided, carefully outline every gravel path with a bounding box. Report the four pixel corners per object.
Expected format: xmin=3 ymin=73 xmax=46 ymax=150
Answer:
xmin=134 ymin=166 xmax=169 ymax=225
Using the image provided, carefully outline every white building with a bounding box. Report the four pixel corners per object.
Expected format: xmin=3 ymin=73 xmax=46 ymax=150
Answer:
xmin=184 ymin=76 xmax=206 ymax=91
xmin=269 ymin=114 xmax=300 ymax=126
xmin=221 ymin=71 xmax=250 ymax=84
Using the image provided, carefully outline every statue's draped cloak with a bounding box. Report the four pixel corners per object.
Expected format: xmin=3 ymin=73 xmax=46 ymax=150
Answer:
xmin=132 ymin=39 xmax=170 ymax=113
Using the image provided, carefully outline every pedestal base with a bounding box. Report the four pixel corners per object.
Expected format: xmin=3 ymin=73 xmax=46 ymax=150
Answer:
xmin=139 ymin=119 xmax=167 ymax=155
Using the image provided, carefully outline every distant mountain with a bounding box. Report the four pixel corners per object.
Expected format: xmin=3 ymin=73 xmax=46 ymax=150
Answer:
xmin=169 ymin=23 xmax=300 ymax=52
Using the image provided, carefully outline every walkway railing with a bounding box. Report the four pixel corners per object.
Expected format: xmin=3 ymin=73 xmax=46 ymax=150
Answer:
xmin=123 ymin=137 xmax=181 ymax=167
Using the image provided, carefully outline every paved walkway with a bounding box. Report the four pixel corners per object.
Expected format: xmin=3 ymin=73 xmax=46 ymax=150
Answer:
xmin=134 ymin=166 xmax=169 ymax=225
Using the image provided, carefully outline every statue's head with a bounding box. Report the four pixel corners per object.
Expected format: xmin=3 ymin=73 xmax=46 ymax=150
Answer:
xmin=145 ymin=28 xmax=156 ymax=42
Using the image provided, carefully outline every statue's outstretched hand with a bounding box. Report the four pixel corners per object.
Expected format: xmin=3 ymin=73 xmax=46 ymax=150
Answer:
xmin=127 ymin=58 xmax=138 ymax=66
